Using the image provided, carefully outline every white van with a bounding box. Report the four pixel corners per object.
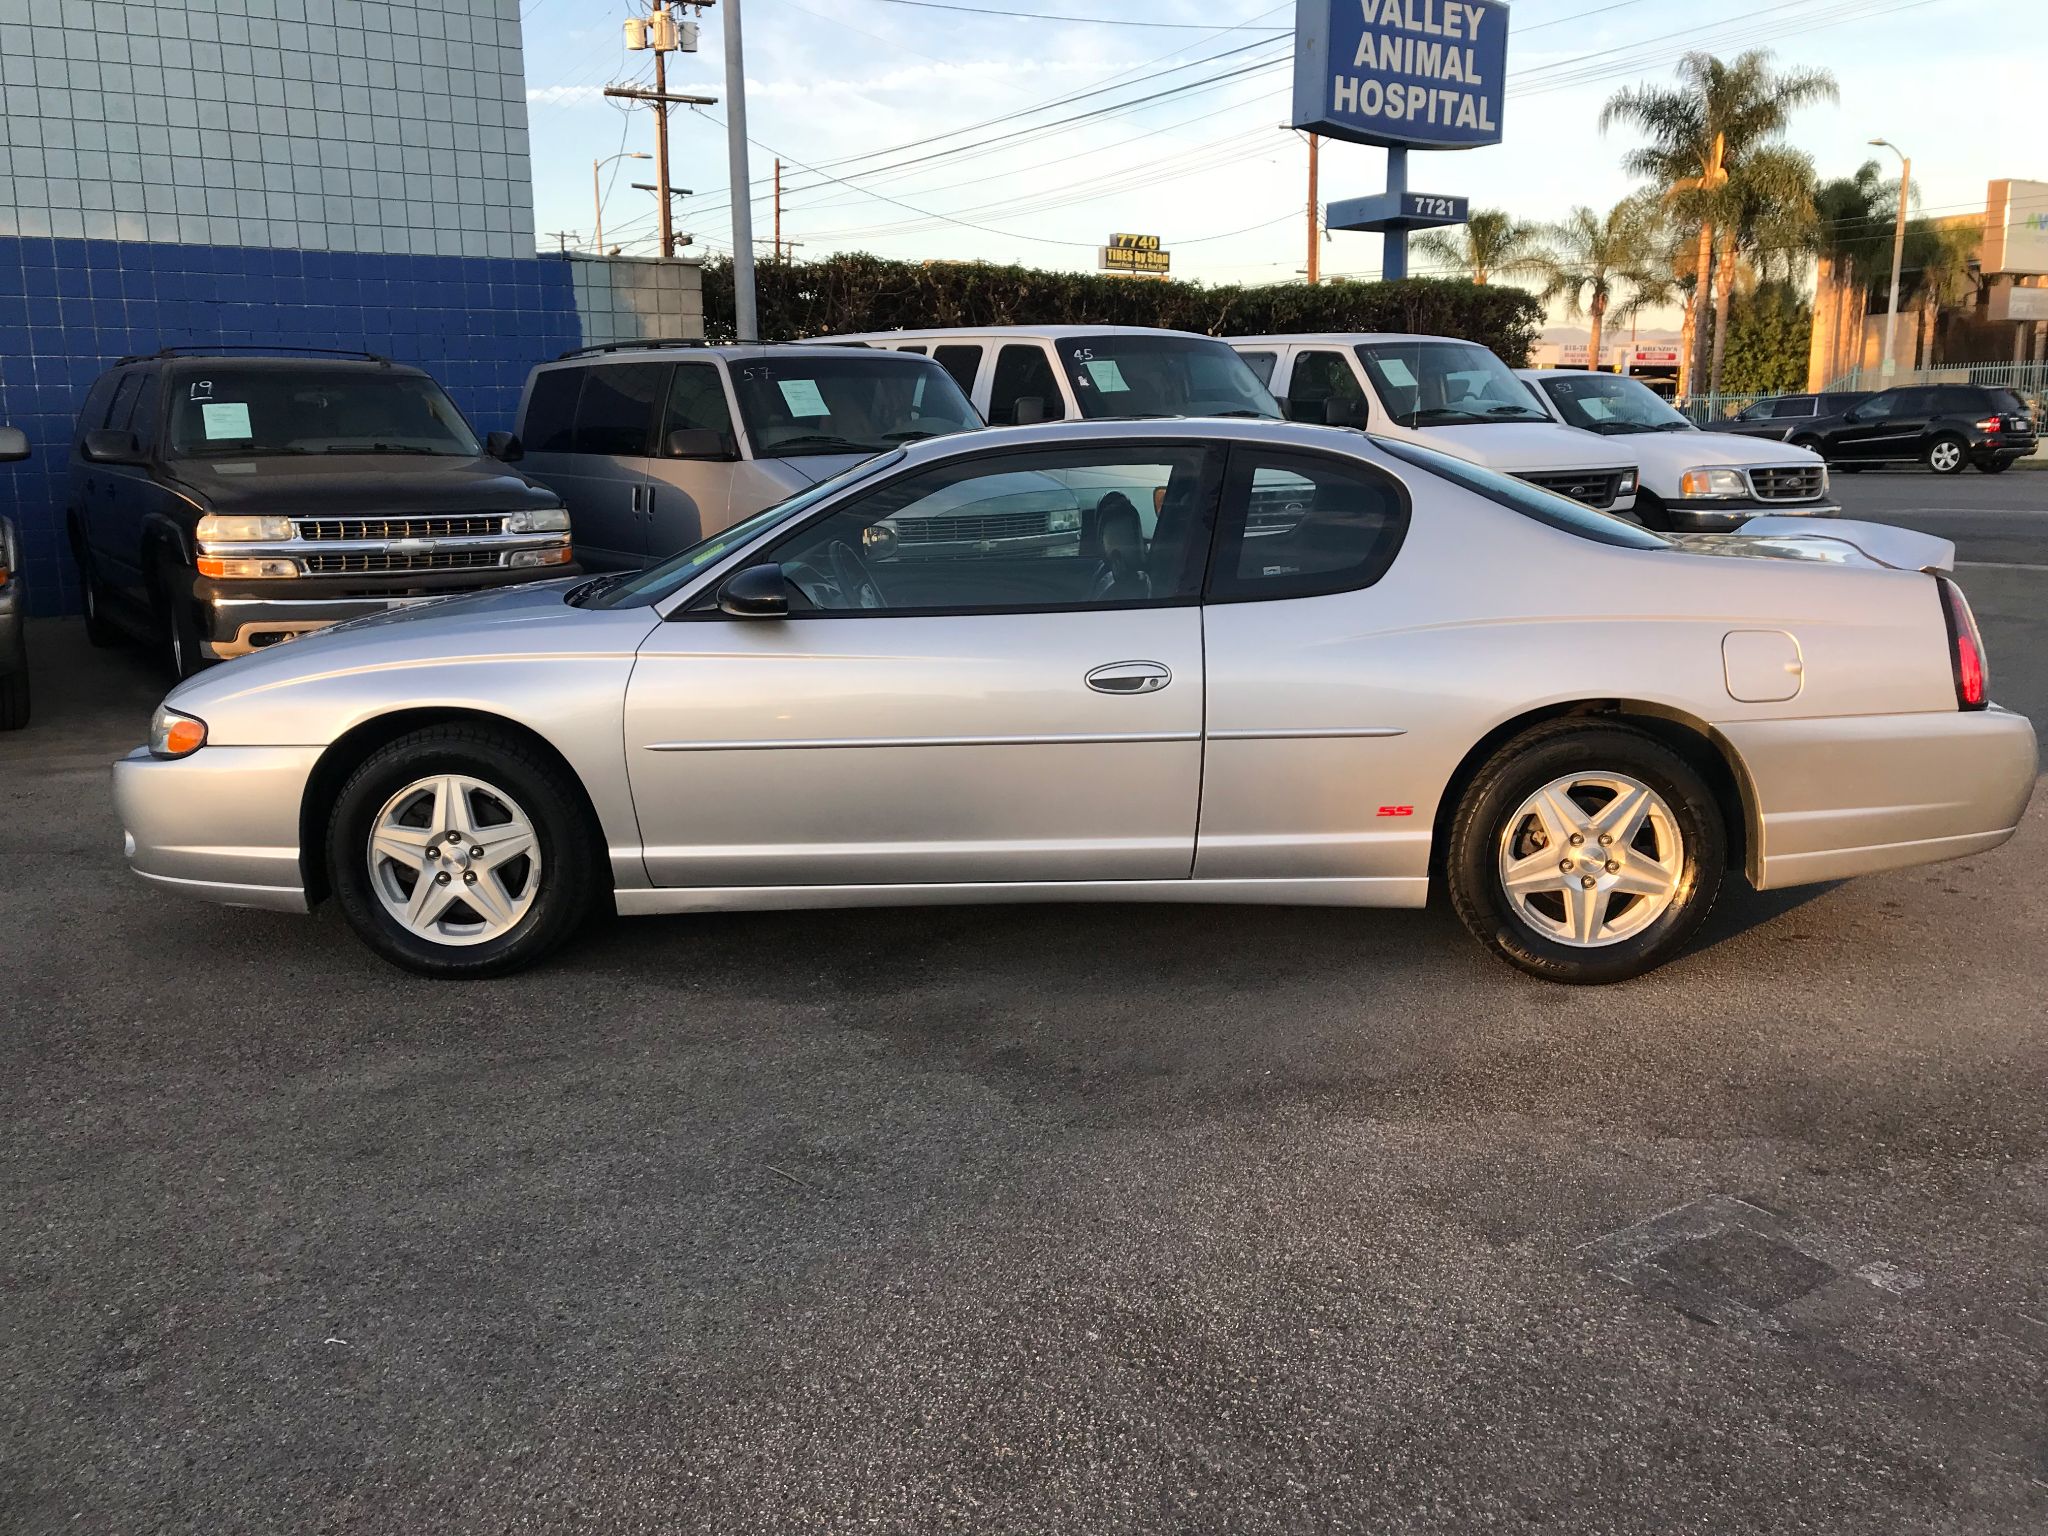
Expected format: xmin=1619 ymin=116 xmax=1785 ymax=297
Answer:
xmin=1517 ymin=367 xmax=1838 ymax=531
xmin=836 ymin=325 xmax=1283 ymax=427
xmin=512 ymin=341 xmax=983 ymax=569
xmin=1228 ymin=334 xmax=1640 ymax=517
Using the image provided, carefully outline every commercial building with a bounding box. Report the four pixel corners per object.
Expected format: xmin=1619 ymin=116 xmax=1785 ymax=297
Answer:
xmin=0 ymin=0 xmax=701 ymax=614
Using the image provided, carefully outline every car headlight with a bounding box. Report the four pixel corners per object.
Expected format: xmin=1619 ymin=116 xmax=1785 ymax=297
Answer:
xmin=197 ymin=556 xmax=299 ymax=578
xmin=148 ymin=705 xmax=207 ymax=758
xmin=506 ymin=507 xmax=570 ymax=534
xmin=1679 ymin=467 xmax=1747 ymax=499
xmin=507 ymin=546 xmax=575 ymax=568
xmin=1050 ymin=506 xmax=1082 ymax=533
xmin=1616 ymin=469 xmax=1639 ymax=495
xmin=195 ymin=514 xmax=294 ymax=542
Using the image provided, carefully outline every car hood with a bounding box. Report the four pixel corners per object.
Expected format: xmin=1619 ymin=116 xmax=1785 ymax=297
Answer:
xmin=166 ymin=453 xmax=562 ymax=516
xmin=162 ymin=578 xmax=650 ymax=709
xmin=1417 ymin=421 xmax=1638 ymax=473
xmin=1623 ymin=428 xmax=1824 ymax=472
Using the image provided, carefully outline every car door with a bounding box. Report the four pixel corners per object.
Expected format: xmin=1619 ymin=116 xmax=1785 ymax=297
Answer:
xmin=1835 ymin=389 xmax=1920 ymax=462
xmin=642 ymin=360 xmax=738 ymax=559
xmin=1281 ymin=348 xmax=1371 ymax=427
xmin=82 ymin=368 xmax=154 ymax=604
xmin=517 ymin=363 xmax=667 ymax=569
xmin=623 ymin=441 xmax=1222 ymax=888
xmin=1194 ymin=444 xmax=1419 ymax=883
xmin=986 ymin=342 xmax=1069 ymax=426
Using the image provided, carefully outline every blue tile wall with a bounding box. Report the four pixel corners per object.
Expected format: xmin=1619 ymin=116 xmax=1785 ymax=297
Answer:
xmin=0 ymin=238 xmax=584 ymax=616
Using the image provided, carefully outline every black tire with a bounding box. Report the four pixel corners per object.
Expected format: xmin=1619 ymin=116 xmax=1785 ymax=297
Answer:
xmin=1789 ymin=435 xmax=1825 ymax=458
xmin=1977 ymin=456 xmax=2011 ymax=474
xmin=1924 ymin=434 xmax=1967 ymax=475
xmin=153 ymin=559 xmax=208 ymax=681
xmin=1631 ymin=489 xmax=1672 ymax=532
xmin=1445 ymin=720 xmax=1726 ymax=985
xmin=327 ymin=724 xmax=600 ymax=978
xmin=0 ymin=666 xmax=26 ymax=731
xmin=71 ymin=528 xmax=122 ymax=649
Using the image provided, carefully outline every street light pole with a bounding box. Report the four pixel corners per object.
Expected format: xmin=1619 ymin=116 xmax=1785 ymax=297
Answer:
xmin=1870 ymin=138 xmax=1911 ymax=382
xmin=593 ymin=151 xmax=651 ymax=254
xmin=722 ymin=0 xmax=757 ymax=339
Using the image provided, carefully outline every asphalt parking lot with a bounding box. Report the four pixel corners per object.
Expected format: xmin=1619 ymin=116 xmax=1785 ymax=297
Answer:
xmin=4 ymin=470 xmax=2046 ymax=1534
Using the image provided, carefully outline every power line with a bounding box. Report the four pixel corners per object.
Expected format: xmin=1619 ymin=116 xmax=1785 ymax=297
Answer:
xmin=867 ymin=0 xmax=1286 ymax=27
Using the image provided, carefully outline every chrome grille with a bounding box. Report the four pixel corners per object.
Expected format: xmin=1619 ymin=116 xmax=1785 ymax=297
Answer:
xmin=1746 ymin=465 xmax=1826 ymax=502
xmin=294 ymin=515 xmax=507 ymax=541
xmin=894 ymin=509 xmax=1052 ymax=544
xmin=1517 ymin=470 xmax=1620 ymax=509
xmin=301 ymin=550 xmax=504 ymax=574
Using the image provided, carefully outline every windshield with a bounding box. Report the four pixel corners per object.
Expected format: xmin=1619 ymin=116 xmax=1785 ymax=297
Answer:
xmin=1538 ymin=373 xmax=1696 ymax=434
xmin=1354 ymin=341 xmax=1551 ymax=427
xmin=167 ymin=367 xmax=480 ymax=457
xmin=729 ymin=356 xmax=980 ymax=458
xmin=1372 ymin=435 xmax=1669 ymax=550
xmin=575 ymin=450 xmax=907 ymax=610
xmin=1054 ymin=334 xmax=1281 ymax=420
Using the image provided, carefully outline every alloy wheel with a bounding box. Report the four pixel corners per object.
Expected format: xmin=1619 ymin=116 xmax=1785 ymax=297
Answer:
xmin=1496 ymin=771 xmax=1685 ymax=948
xmin=1929 ymin=440 xmax=1963 ymax=473
xmin=366 ymin=774 xmax=543 ymax=946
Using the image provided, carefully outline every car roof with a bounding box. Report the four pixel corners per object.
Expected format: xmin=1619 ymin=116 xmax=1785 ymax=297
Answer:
xmin=1227 ymin=333 xmax=1492 ymax=347
xmin=536 ymin=341 xmax=935 ymax=367
xmin=876 ymin=415 xmax=1393 ymax=467
xmin=830 ymin=325 xmax=1224 ymax=343
xmin=147 ymin=355 xmax=428 ymax=377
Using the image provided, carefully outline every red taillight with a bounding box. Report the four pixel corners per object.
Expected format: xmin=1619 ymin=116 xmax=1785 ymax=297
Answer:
xmin=1937 ymin=576 xmax=1989 ymax=710
xmin=1976 ymin=416 xmax=2000 ymax=433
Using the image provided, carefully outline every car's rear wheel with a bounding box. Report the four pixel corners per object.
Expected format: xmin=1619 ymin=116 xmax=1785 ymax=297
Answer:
xmin=1977 ymin=456 xmax=2011 ymax=474
xmin=0 ymin=666 xmax=26 ymax=731
xmin=1446 ymin=721 xmax=1725 ymax=984
xmin=327 ymin=725 xmax=599 ymax=978
xmin=1925 ymin=435 xmax=1967 ymax=475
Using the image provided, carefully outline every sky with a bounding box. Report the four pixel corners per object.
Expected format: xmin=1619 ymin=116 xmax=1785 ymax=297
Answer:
xmin=516 ymin=0 xmax=2042 ymax=324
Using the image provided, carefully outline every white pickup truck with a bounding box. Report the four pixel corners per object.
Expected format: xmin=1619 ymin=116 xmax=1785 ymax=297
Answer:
xmin=1228 ymin=333 xmax=1640 ymax=518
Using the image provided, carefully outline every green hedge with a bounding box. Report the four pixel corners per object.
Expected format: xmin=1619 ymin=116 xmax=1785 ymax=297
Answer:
xmin=700 ymin=253 xmax=1544 ymax=364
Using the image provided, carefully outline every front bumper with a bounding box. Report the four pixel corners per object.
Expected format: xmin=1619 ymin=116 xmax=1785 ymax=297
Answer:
xmin=1720 ymin=705 xmax=2038 ymax=890
xmin=193 ymin=563 xmax=581 ymax=660
xmin=113 ymin=744 xmax=321 ymax=910
xmin=1665 ymin=499 xmax=1841 ymax=531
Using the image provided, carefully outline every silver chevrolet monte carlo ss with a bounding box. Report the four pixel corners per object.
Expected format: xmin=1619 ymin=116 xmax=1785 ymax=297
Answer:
xmin=113 ymin=418 xmax=2038 ymax=985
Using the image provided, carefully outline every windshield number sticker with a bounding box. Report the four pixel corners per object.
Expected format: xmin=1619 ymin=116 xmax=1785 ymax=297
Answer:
xmin=189 ymin=379 xmax=213 ymax=401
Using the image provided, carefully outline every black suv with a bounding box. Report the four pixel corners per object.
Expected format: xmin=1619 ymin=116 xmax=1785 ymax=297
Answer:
xmin=67 ymin=349 xmax=576 ymax=677
xmin=1705 ymin=392 xmax=1870 ymax=442
xmin=1787 ymin=384 xmax=2037 ymax=474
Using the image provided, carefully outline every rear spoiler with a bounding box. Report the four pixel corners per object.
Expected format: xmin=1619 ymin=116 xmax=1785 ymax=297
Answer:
xmin=1733 ymin=516 xmax=1956 ymax=573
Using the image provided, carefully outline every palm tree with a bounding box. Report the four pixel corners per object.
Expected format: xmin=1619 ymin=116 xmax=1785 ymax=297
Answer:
xmin=1412 ymin=209 xmax=1541 ymax=285
xmin=1525 ymin=197 xmax=1673 ymax=373
xmin=1903 ymin=220 xmax=1980 ymax=369
xmin=1811 ymin=160 xmax=1911 ymax=384
xmin=1602 ymin=49 xmax=1837 ymax=396
xmin=1705 ymin=144 xmax=1818 ymax=393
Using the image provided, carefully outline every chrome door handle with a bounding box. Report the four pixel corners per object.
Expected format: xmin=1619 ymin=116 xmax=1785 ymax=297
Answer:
xmin=1085 ymin=660 xmax=1171 ymax=695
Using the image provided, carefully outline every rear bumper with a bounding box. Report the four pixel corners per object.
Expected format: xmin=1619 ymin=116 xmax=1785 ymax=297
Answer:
xmin=1720 ymin=706 xmax=2038 ymax=889
xmin=112 ymin=744 xmax=319 ymax=910
xmin=194 ymin=564 xmax=581 ymax=659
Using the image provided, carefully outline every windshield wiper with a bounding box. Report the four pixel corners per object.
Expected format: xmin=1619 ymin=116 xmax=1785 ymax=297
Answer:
xmin=764 ymin=433 xmax=880 ymax=453
xmin=1399 ymin=408 xmax=1487 ymax=425
xmin=1482 ymin=405 xmax=1547 ymax=419
xmin=1209 ymin=408 xmax=1279 ymax=419
xmin=878 ymin=428 xmax=945 ymax=442
xmin=321 ymin=442 xmax=441 ymax=454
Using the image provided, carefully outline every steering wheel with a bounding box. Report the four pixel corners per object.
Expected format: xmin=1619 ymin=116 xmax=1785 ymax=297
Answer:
xmin=825 ymin=538 xmax=887 ymax=610
xmin=1087 ymin=547 xmax=1149 ymax=603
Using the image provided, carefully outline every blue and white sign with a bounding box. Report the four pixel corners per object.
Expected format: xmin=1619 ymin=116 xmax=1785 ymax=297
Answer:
xmin=1292 ymin=0 xmax=1510 ymax=151
xmin=1326 ymin=190 xmax=1471 ymax=232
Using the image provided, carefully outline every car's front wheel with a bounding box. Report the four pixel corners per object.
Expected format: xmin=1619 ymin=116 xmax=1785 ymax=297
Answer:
xmin=1446 ymin=721 xmax=1725 ymax=984
xmin=1925 ymin=435 xmax=1967 ymax=475
xmin=327 ymin=725 xmax=600 ymax=978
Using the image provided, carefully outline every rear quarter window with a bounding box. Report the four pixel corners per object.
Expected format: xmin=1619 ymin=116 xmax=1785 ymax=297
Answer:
xmin=1372 ymin=435 xmax=1669 ymax=550
xmin=522 ymin=367 xmax=583 ymax=453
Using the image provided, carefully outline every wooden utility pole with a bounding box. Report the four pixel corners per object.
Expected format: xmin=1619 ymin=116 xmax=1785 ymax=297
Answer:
xmin=773 ymin=158 xmax=781 ymax=261
xmin=1306 ymin=133 xmax=1320 ymax=285
xmin=652 ymin=10 xmax=674 ymax=258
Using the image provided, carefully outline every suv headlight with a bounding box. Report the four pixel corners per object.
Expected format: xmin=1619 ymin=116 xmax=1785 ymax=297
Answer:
xmin=1049 ymin=505 xmax=1082 ymax=534
xmin=195 ymin=514 xmax=294 ymax=542
xmin=1679 ymin=467 xmax=1747 ymax=499
xmin=1616 ymin=469 xmax=1639 ymax=495
xmin=148 ymin=705 xmax=208 ymax=758
xmin=506 ymin=507 xmax=570 ymax=534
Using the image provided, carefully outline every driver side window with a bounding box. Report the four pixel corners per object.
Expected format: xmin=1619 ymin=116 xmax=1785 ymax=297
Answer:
xmin=762 ymin=446 xmax=1219 ymax=614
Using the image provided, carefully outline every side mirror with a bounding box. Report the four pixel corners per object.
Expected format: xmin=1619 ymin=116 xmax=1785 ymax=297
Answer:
xmin=0 ymin=426 xmax=27 ymax=463
xmin=1324 ymin=396 xmax=1368 ymax=429
xmin=667 ymin=427 xmax=738 ymax=460
xmin=485 ymin=430 xmax=523 ymax=461
xmin=717 ymin=563 xmax=792 ymax=618
xmin=1011 ymin=396 xmax=1047 ymax=426
xmin=82 ymin=428 xmax=143 ymax=465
